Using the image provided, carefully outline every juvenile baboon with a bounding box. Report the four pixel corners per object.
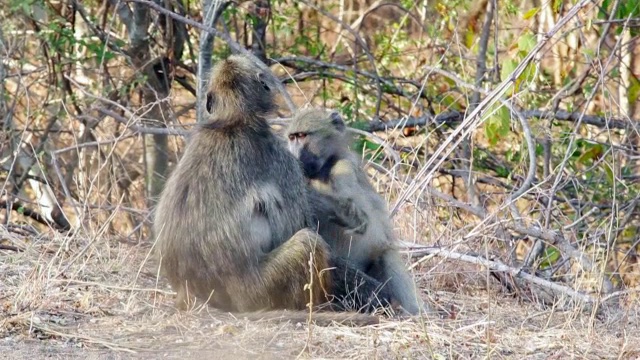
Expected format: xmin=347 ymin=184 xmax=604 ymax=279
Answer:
xmin=153 ymin=55 xmax=393 ymax=320
xmin=286 ymin=108 xmax=428 ymax=315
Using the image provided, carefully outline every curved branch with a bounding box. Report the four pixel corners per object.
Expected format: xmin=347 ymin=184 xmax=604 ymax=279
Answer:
xmin=197 ymin=0 xmax=231 ymax=122
xmin=297 ymin=0 xmax=383 ymax=116
xmin=276 ymin=56 xmax=430 ymax=100
xmin=123 ymin=0 xmax=296 ymax=112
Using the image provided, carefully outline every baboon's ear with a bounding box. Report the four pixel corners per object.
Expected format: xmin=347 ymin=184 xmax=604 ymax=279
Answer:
xmin=329 ymin=111 xmax=346 ymax=132
xmin=206 ymin=93 xmax=215 ymax=113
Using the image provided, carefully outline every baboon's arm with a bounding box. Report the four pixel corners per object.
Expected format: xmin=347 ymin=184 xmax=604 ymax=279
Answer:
xmin=312 ymin=159 xmax=370 ymax=234
xmin=224 ymin=229 xmax=331 ymax=312
xmin=308 ymin=186 xmax=368 ymax=234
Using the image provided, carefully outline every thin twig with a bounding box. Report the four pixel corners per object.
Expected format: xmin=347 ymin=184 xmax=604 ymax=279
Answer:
xmin=367 ymin=109 xmax=636 ymax=132
xmin=123 ymin=0 xmax=296 ymax=112
xmin=297 ymin=0 xmax=383 ymax=116
xmin=463 ymin=0 xmax=495 ymax=206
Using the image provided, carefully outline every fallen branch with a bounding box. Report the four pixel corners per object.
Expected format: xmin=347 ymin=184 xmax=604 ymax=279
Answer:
xmin=402 ymin=243 xmax=597 ymax=305
xmin=0 ymin=244 xmax=22 ymax=252
xmin=0 ymin=200 xmax=70 ymax=231
xmin=421 ymin=184 xmax=616 ymax=297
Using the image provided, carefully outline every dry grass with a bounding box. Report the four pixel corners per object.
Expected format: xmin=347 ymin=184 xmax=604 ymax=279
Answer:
xmin=1 ymin=227 xmax=639 ymax=360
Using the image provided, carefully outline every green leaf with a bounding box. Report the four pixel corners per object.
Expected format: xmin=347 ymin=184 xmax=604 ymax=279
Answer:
xmin=465 ymin=29 xmax=475 ymax=49
xmin=484 ymin=106 xmax=511 ymax=145
xmin=604 ymin=163 xmax=615 ymax=186
xmin=522 ymin=7 xmax=540 ymax=20
xmin=495 ymin=166 xmax=509 ymax=178
xmin=576 ymin=143 xmax=603 ymax=165
xmin=540 ymin=247 xmax=561 ymax=269
xmin=629 ymin=77 xmax=640 ymax=107
xmin=598 ymin=0 xmax=612 ymax=19
xmin=553 ymin=0 xmax=563 ymax=14
xmin=518 ymin=33 xmax=537 ymax=55
xmin=501 ymin=59 xmax=518 ymax=82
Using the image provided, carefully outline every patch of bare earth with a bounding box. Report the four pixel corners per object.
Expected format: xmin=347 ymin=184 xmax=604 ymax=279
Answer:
xmin=1 ymin=231 xmax=638 ymax=359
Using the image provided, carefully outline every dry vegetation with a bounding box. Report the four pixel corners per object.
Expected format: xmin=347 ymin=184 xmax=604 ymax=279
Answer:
xmin=2 ymin=0 xmax=640 ymax=358
xmin=2 ymin=229 xmax=639 ymax=359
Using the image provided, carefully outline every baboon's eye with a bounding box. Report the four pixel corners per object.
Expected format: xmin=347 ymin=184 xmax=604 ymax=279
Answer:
xmin=206 ymin=93 xmax=214 ymax=113
xmin=288 ymin=133 xmax=307 ymax=140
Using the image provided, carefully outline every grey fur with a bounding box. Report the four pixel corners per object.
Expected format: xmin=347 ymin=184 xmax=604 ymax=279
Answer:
xmin=286 ymin=107 xmax=429 ymax=315
xmin=153 ymin=55 xmax=394 ymax=316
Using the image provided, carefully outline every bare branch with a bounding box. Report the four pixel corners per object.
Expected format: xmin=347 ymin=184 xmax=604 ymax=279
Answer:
xmin=403 ymin=243 xmax=598 ymax=306
xmin=123 ymin=0 xmax=296 ymax=112
xmin=296 ymin=0 xmax=383 ymax=116
xmin=366 ymin=109 xmax=636 ymax=132
xmin=0 ymin=244 xmax=22 ymax=252
xmin=197 ymin=0 xmax=231 ymax=122
xmin=0 ymin=200 xmax=70 ymax=231
xmin=462 ymin=0 xmax=496 ymax=207
xmin=275 ymin=56 xmax=427 ymax=100
xmin=93 ymin=108 xmax=188 ymax=136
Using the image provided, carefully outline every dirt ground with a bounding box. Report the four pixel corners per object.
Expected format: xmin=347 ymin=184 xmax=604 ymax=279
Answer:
xmin=1 ymin=233 xmax=639 ymax=360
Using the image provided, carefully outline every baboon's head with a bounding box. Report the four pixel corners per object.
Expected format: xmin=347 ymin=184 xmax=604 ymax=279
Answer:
xmin=205 ymin=54 xmax=276 ymax=118
xmin=285 ymin=108 xmax=349 ymax=180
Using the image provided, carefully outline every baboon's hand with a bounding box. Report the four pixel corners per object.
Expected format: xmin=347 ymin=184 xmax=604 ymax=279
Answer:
xmin=344 ymin=221 xmax=367 ymax=235
xmin=335 ymin=198 xmax=369 ymax=235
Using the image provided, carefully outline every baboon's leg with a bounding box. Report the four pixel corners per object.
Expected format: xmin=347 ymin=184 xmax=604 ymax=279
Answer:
xmin=225 ymin=229 xmax=333 ymax=312
xmin=369 ymin=250 xmax=427 ymax=315
xmin=328 ymin=256 xmax=396 ymax=313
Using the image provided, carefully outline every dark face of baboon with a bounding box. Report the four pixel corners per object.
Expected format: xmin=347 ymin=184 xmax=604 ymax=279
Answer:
xmin=286 ymin=109 xmax=350 ymax=180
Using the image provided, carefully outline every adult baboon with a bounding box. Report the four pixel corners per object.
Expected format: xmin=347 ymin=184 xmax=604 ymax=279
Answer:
xmin=286 ymin=108 xmax=428 ymax=315
xmin=153 ymin=55 xmax=393 ymax=321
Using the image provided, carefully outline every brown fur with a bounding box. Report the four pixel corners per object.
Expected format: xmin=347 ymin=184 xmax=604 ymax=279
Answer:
xmin=153 ymin=55 xmax=390 ymax=325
